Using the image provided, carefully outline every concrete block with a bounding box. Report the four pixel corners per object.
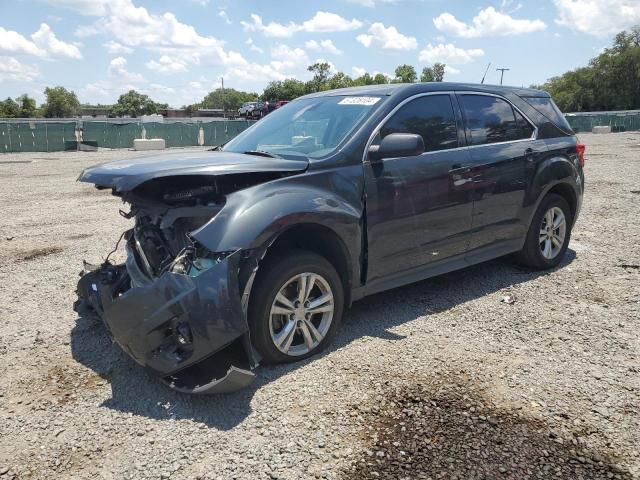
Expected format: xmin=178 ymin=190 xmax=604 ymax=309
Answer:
xmin=134 ymin=138 xmax=166 ymax=151
xmin=592 ymin=125 xmax=611 ymax=134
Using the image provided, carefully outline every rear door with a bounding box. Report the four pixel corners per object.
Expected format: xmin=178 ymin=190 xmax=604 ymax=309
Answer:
xmin=457 ymin=93 xmax=546 ymax=258
xmin=364 ymin=93 xmax=474 ymax=284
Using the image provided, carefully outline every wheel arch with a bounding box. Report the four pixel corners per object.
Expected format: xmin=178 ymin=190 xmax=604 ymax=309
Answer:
xmin=259 ymin=223 xmax=354 ymax=307
xmin=546 ymin=182 xmax=577 ymax=222
xmin=525 ymin=155 xmax=582 ymax=229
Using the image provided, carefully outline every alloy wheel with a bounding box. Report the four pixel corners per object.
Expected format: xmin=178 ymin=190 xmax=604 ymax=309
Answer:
xmin=539 ymin=206 xmax=567 ymax=260
xmin=269 ymin=272 xmax=335 ymax=356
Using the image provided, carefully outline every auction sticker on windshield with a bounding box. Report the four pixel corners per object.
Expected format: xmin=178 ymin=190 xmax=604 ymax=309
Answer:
xmin=338 ymin=97 xmax=381 ymax=106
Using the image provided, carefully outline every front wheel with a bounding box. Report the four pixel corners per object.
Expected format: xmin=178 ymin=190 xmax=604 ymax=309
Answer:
xmin=515 ymin=193 xmax=572 ymax=269
xmin=248 ymin=250 xmax=344 ymax=364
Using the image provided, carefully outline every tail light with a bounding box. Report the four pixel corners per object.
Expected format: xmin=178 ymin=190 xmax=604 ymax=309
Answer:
xmin=576 ymin=140 xmax=585 ymax=168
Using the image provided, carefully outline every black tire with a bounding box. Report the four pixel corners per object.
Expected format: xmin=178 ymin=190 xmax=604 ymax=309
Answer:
xmin=248 ymin=250 xmax=344 ymax=364
xmin=515 ymin=193 xmax=572 ymax=269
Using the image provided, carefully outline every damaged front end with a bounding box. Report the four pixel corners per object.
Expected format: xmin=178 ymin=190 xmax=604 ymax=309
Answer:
xmin=76 ymin=245 xmax=257 ymax=394
xmin=74 ymin=152 xmax=308 ymax=394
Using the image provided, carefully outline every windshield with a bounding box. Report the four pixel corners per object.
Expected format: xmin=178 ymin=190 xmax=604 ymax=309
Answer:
xmin=224 ymin=95 xmax=383 ymax=159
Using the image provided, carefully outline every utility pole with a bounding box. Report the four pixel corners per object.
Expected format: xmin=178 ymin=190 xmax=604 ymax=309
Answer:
xmin=496 ymin=68 xmax=510 ymax=86
xmin=221 ymin=76 xmax=225 ymax=118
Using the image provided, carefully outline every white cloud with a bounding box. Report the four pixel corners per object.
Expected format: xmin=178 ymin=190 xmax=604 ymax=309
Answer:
xmin=444 ymin=65 xmax=461 ymax=75
xmin=241 ymin=11 xmax=362 ymax=37
xmin=31 ymin=23 xmax=82 ymax=59
xmin=356 ymin=23 xmax=418 ymax=51
xmin=302 ymin=11 xmax=362 ymax=32
xmin=345 ymin=0 xmax=399 ymax=7
xmin=108 ymin=56 xmax=144 ymax=82
xmin=418 ymin=43 xmax=484 ymax=64
xmin=146 ymin=54 xmax=188 ymax=74
xmin=0 ymin=24 xmax=82 ymax=59
xmin=103 ymin=40 xmax=133 ymax=54
xmin=271 ymin=44 xmax=309 ymax=64
xmin=305 ymin=39 xmax=342 ymax=55
xmin=553 ymin=0 xmax=640 ymax=36
xmin=218 ymin=10 xmax=231 ymax=25
xmin=0 ymin=56 xmax=40 ymax=82
xmin=0 ymin=27 xmax=45 ymax=57
xmin=245 ymin=37 xmax=264 ymax=54
xmin=226 ymin=43 xmax=311 ymax=84
xmin=145 ymin=83 xmax=176 ymax=96
xmin=346 ymin=0 xmax=375 ymax=6
xmin=44 ymin=0 xmax=110 ymax=16
xmin=73 ymin=0 xmax=247 ymax=72
xmin=433 ymin=7 xmax=546 ymax=38
xmin=352 ymin=66 xmax=367 ymax=77
xmin=240 ymin=14 xmax=301 ymax=38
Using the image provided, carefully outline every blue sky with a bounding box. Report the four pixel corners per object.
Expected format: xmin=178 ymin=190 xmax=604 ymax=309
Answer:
xmin=1 ymin=0 xmax=638 ymax=107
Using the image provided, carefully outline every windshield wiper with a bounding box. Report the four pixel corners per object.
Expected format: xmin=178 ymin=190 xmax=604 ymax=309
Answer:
xmin=243 ymin=150 xmax=281 ymax=158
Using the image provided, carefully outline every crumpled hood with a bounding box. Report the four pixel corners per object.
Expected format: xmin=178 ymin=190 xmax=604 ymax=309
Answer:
xmin=78 ymin=150 xmax=309 ymax=192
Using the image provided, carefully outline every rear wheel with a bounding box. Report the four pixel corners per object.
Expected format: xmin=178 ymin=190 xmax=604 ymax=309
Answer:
xmin=248 ymin=250 xmax=344 ymax=364
xmin=515 ymin=193 xmax=572 ymax=269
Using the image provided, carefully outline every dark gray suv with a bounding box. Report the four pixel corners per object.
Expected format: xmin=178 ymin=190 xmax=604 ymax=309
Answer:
xmin=76 ymin=83 xmax=585 ymax=394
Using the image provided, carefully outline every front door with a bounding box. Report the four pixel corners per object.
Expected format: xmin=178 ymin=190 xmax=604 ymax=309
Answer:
xmin=364 ymin=93 xmax=474 ymax=285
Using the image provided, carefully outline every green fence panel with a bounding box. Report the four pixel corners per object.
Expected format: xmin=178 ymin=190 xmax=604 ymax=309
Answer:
xmin=82 ymin=121 xmax=108 ymax=147
xmin=45 ymin=122 xmax=76 ymax=151
xmin=0 ymin=123 xmax=8 ymax=152
xmin=565 ymin=113 xmax=640 ymax=133
xmin=201 ymin=120 xmax=253 ymax=146
xmin=201 ymin=121 xmax=222 ymax=146
xmin=0 ymin=119 xmax=256 ymax=153
xmin=100 ymin=122 xmax=142 ymax=149
xmin=142 ymin=122 xmax=200 ymax=147
xmin=9 ymin=123 xmax=38 ymax=152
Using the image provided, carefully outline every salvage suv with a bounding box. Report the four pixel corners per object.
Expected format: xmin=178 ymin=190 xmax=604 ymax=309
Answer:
xmin=76 ymin=83 xmax=584 ymax=394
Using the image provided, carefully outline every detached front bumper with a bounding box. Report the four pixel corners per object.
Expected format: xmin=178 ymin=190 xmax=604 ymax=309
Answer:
xmin=75 ymin=248 xmax=256 ymax=394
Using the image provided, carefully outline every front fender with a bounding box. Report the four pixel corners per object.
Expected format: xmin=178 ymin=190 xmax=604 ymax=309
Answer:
xmin=191 ymin=179 xmax=363 ymax=254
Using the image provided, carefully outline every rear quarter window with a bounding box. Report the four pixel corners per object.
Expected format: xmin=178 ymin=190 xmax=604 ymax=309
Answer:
xmin=521 ymin=96 xmax=573 ymax=133
xmin=459 ymin=94 xmax=533 ymax=146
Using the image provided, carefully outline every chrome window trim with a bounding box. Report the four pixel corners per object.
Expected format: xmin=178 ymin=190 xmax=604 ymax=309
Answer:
xmin=362 ymin=90 xmax=538 ymax=163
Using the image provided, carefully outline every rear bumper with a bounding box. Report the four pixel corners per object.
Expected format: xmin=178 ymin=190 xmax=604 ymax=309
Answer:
xmin=75 ymin=248 xmax=256 ymax=394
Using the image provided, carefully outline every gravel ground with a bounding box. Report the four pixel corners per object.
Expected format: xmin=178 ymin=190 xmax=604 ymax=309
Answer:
xmin=0 ymin=133 xmax=638 ymax=479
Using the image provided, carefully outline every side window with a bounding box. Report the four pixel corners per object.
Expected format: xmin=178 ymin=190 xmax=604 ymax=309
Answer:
xmin=513 ymin=108 xmax=535 ymax=140
xmin=381 ymin=95 xmax=458 ymax=152
xmin=460 ymin=95 xmax=531 ymax=145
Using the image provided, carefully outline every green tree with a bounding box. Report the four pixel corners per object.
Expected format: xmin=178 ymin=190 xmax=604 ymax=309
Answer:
xmin=420 ymin=63 xmax=446 ymax=82
xmin=201 ymin=87 xmax=257 ymax=111
xmin=110 ymin=90 xmax=167 ymax=117
xmin=16 ymin=94 xmax=37 ymax=117
xmin=183 ymin=103 xmax=200 ymax=117
xmin=536 ymin=25 xmax=640 ymax=112
xmin=43 ymin=86 xmax=80 ymax=117
xmin=261 ymin=79 xmax=306 ymax=101
xmin=373 ymin=73 xmax=389 ymax=84
xmin=307 ymin=62 xmax=332 ymax=92
xmin=327 ymin=72 xmax=353 ymax=90
xmin=0 ymin=97 xmax=20 ymax=118
xmin=353 ymin=73 xmax=374 ymax=86
xmin=394 ymin=64 xmax=417 ymax=83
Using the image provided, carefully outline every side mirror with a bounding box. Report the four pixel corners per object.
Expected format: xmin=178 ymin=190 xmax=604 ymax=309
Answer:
xmin=368 ymin=133 xmax=425 ymax=162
